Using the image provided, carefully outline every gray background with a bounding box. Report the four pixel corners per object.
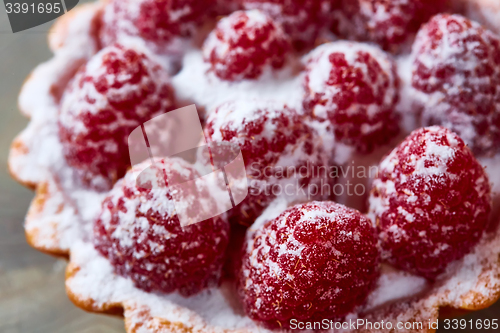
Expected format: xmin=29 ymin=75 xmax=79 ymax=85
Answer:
xmin=0 ymin=1 xmax=497 ymax=332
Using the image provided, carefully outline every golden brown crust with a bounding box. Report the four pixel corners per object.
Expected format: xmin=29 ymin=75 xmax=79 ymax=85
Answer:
xmin=65 ymin=262 xmax=124 ymax=316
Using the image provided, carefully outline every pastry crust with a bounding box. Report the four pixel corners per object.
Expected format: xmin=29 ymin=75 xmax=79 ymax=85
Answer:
xmin=9 ymin=1 xmax=500 ymax=332
xmin=24 ymin=178 xmax=72 ymax=258
xmin=62 ymin=223 xmax=500 ymax=332
xmin=66 ymin=262 xmax=123 ymax=316
xmin=48 ymin=2 xmax=105 ymax=52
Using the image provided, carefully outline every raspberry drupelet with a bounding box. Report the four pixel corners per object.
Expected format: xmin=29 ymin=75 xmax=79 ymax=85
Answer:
xmin=203 ymin=100 xmax=333 ymax=226
xmin=331 ymin=0 xmax=445 ymax=52
xmin=202 ymin=10 xmax=292 ymax=81
xmin=242 ymin=0 xmax=338 ymax=50
xmin=369 ymin=126 xmax=491 ymax=279
xmin=410 ymin=14 xmax=500 ymax=155
xmin=303 ymin=41 xmax=400 ymax=153
xmin=100 ymin=0 xmax=215 ymax=49
xmin=58 ymin=44 xmax=175 ymax=191
xmin=239 ymin=201 xmax=380 ymax=329
xmin=93 ymin=158 xmax=230 ymax=296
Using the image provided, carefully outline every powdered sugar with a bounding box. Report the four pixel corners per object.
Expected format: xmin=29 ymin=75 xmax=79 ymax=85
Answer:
xmin=100 ymin=0 xmax=210 ymax=59
xmin=413 ymin=131 xmax=458 ymax=176
xmin=464 ymin=0 xmax=500 ymax=35
xmin=202 ymin=10 xmax=291 ymax=81
xmin=409 ymin=13 xmax=500 ymax=154
xmin=242 ymin=0 xmax=333 ymax=49
xmin=304 ymin=41 xmax=398 ymax=121
xmin=369 ymin=126 xmax=492 ymax=278
xmin=365 ymin=266 xmax=428 ymax=310
xmin=303 ymin=40 xmax=400 ymax=153
xmin=203 ymin=98 xmax=335 ymax=225
xmin=240 ymin=201 xmax=380 ymax=329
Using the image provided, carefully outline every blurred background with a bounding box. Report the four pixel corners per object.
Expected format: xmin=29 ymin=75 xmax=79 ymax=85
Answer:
xmin=0 ymin=1 xmax=124 ymax=332
xmin=0 ymin=1 xmax=498 ymax=332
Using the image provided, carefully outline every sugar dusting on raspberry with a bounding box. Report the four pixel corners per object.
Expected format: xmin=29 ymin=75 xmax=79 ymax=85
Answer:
xmin=303 ymin=41 xmax=400 ymax=153
xmin=331 ymin=0 xmax=444 ymax=52
xmin=204 ymin=99 xmax=334 ymax=226
xmin=239 ymin=201 xmax=380 ymax=329
xmin=100 ymin=0 xmax=214 ymax=51
xmin=369 ymin=126 xmax=492 ymax=278
xmin=93 ymin=158 xmax=230 ymax=296
xmin=242 ymin=0 xmax=336 ymax=50
xmin=58 ymin=44 xmax=175 ymax=190
xmin=410 ymin=14 xmax=500 ymax=155
xmin=202 ymin=10 xmax=291 ymax=81
xmin=172 ymin=50 xmax=303 ymax=114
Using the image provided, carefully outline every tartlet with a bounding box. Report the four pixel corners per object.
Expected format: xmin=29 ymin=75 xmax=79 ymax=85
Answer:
xmin=9 ymin=1 xmax=500 ymax=332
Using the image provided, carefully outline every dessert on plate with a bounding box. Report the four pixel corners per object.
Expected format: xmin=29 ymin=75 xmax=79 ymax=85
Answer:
xmin=8 ymin=0 xmax=500 ymax=332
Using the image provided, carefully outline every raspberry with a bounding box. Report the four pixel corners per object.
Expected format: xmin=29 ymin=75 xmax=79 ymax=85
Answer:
xmin=303 ymin=41 xmax=400 ymax=153
xmin=93 ymin=158 xmax=230 ymax=296
xmin=59 ymin=44 xmax=175 ymax=190
xmin=242 ymin=0 xmax=338 ymax=50
xmin=331 ymin=0 xmax=445 ymax=52
xmin=202 ymin=10 xmax=292 ymax=81
xmin=239 ymin=201 xmax=380 ymax=329
xmin=203 ymin=100 xmax=333 ymax=226
xmin=100 ymin=0 xmax=215 ymax=49
xmin=369 ymin=126 xmax=491 ymax=279
xmin=410 ymin=14 xmax=500 ymax=155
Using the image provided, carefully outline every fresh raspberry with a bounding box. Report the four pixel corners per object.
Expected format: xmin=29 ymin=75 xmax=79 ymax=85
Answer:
xmin=331 ymin=0 xmax=445 ymax=52
xmin=93 ymin=158 xmax=230 ymax=296
xmin=100 ymin=0 xmax=215 ymax=49
xmin=369 ymin=126 xmax=491 ymax=279
xmin=203 ymin=100 xmax=334 ymax=226
xmin=202 ymin=10 xmax=292 ymax=81
xmin=303 ymin=41 xmax=400 ymax=153
xmin=59 ymin=44 xmax=175 ymax=190
xmin=410 ymin=14 xmax=500 ymax=155
xmin=242 ymin=0 xmax=338 ymax=50
xmin=239 ymin=201 xmax=380 ymax=329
